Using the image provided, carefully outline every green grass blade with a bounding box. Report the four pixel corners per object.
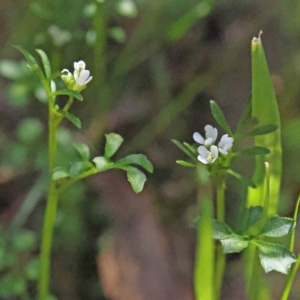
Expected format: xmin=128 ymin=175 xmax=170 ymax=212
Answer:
xmin=247 ymin=32 xmax=282 ymax=217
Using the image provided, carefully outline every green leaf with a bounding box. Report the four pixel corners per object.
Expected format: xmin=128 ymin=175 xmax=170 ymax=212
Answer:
xmin=115 ymin=154 xmax=153 ymax=173
xmin=123 ymin=166 xmax=147 ymax=193
xmin=259 ymin=216 xmax=295 ymax=238
xmin=247 ymin=34 xmax=282 ymax=216
xmin=52 ymin=167 xmax=70 ymax=181
xmin=210 ymin=100 xmax=233 ymax=136
xmin=183 ymin=142 xmax=198 ymax=155
xmin=220 ymin=235 xmax=249 ymax=254
xmin=93 ymin=156 xmax=114 ymax=172
xmin=53 ymin=89 xmax=83 ymax=101
xmin=0 ymin=274 xmax=26 ymax=296
xmin=239 ymin=146 xmax=270 ymax=156
xmin=69 ymin=160 xmax=93 ymax=178
xmin=171 ymin=139 xmax=197 ymax=160
xmin=238 ymin=206 xmax=263 ymax=234
xmin=246 ymin=124 xmax=278 ymax=137
xmin=25 ymin=258 xmax=40 ymax=280
xmin=57 ymin=109 xmax=81 ymax=129
xmin=212 ymin=219 xmax=234 ymax=239
xmin=13 ymin=45 xmax=45 ymax=81
xmin=12 ymin=231 xmax=36 ymax=251
xmin=0 ymin=250 xmax=15 ymax=270
xmin=227 ymin=169 xmax=256 ymax=188
xmin=104 ymin=133 xmax=124 ymax=158
xmin=176 ymin=160 xmax=195 ymax=168
xmin=194 ymin=197 xmax=215 ymax=300
xmin=74 ymin=143 xmax=90 ymax=161
xmin=254 ymin=240 xmax=296 ymax=274
xmin=36 ymin=49 xmax=51 ymax=79
xmin=235 ymin=93 xmax=252 ymax=137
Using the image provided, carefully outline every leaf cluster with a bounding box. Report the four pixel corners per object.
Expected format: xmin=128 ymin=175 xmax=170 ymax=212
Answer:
xmin=52 ymin=133 xmax=153 ymax=194
xmin=212 ymin=207 xmax=296 ymax=274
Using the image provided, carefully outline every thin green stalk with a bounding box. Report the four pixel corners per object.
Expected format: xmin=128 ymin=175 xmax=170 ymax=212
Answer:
xmin=280 ymin=194 xmax=300 ymax=300
xmin=214 ymin=180 xmax=225 ymax=300
xmin=281 ymin=254 xmax=300 ymax=300
xmin=56 ymin=96 xmax=74 ymax=126
xmin=289 ymin=194 xmax=300 ymax=252
xmin=248 ymin=162 xmax=270 ymax=300
xmin=38 ymin=87 xmax=59 ymax=300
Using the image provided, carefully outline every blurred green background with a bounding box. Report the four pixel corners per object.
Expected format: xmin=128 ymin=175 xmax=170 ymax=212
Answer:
xmin=1 ymin=0 xmax=300 ymax=299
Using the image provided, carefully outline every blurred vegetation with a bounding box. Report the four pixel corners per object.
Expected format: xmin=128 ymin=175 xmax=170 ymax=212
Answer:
xmin=1 ymin=0 xmax=300 ymax=299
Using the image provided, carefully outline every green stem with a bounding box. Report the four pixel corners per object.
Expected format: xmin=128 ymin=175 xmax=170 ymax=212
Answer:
xmin=289 ymin=194 xmax=300 ymax=252
xmin=215 ymin=180 xmax=225 ymax=299
xmin=56 ymin=96 xmax=74 ymax=126
xmin=38 ymin=83 xmax=59 ymax=300
xmin=247 ymin=162 xmax=270 ymax=300
xmin=281 ymin=254 xmax=300 ymax=300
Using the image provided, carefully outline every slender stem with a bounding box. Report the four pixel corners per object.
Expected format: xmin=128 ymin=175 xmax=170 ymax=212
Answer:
xmin=280 ymin=194 xmax=300 ymax=300
xmin=38 ymin=83 xmax=59 ymax=300
xmin=56 ymin=96 xmax=74 ymax=126
xmin=290 ymin=194 xmax=300 ymax=252
xmin=38 ymin=183 xmax=58 ymax=300
xmin=281 ymin=254 xmax=300 ymax=300
xmin=215 ymin=180 xmax=225 ymax=300
xmin=247 ymin=162 xmax=270 ymax=300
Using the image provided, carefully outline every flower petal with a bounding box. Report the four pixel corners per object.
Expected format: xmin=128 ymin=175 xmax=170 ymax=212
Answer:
xmin=219 ymin=148 xmax=228 ymax=155
xmin=198 ymin=146 xmax=208 ymax=157
xmin=193 ymin=132 xmax=205 ymax=144
xmin=204 ymin=137 xmax=213 ymax=146
xmin=210 ymin=145 xmax=219 ymax=159
xmin=198 ymin=155 xmax=208 ymax=164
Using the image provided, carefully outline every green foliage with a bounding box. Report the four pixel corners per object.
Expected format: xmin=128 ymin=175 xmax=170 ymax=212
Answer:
xmin=254 ymin=241 xmax=296 ymax=274
xmin=57 ymin=109 xmax=82 ymax=129
xmin=210 ymin=100 xmax=233 ymax=136
xmin=0 ymin=228 xmax=38 ymax=297
xmin=53 ymin=89 xmax=83 ymax=101
xmin=212 ymin=212 xmax=296 ymax=274
xmin=104 ymin=133 xmax=124 ymax=158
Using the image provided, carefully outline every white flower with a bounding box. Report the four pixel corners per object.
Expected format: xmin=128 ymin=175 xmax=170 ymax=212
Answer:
xmin=73 ymin=60 xmax=93 ymax=87
xmin=218 ymin=134 xmax=234 ymax=155
xmin=193 ymin=125 xmax=218 ymax=146
xmin=61 ymin=60 xmax=92 ymax=92
xmin=197 ymin=145 xmax=219 ymax=164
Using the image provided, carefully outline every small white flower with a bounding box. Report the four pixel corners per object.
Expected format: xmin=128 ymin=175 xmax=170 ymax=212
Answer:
xmin=218 ymin=134 xmax=234 ymax=155
xmin=197 ymin=145 xmax=219 ymax=164
xmin=61 ymin=61 xmax=92 ymax=92
xmin=73 ymin=60 xmax=93 ymax=87
xmin=193 ymin=125 xmax=218 ymax=146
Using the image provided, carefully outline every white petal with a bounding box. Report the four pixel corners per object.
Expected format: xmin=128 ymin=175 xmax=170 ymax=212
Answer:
xmin=61 ymin=68 xmax=70 ymax=74
xmin=204 ymin=137 xmax=213 ymax=146
xmin=84 ymin=76 xmax=93 ymax=84
xmin=210 ymin=145 xmax=219 ymax=159
xmin=205 ymin=125 xmax=218 ymax=141
xmin=205 ymin=125 xmax=214 ymax=136
xmin=198 ymin=155 xmax=208 ymax=164
xmin=74 ymin=62 xmax=79 ymax=72
xmin=193 ymin=132 xmax=205 ymax=144
xmin=75 ymin=70 xmax=90 ymax=86
xmin=212 ymin=127 xmax=218 ymax=141
xmin=80 ymin=70 xmax=90 ymax=81
xmin=219 ymin=148 xmax=228 ymax=155
xmin=198 ymin=146 xmax=208 ymax=158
